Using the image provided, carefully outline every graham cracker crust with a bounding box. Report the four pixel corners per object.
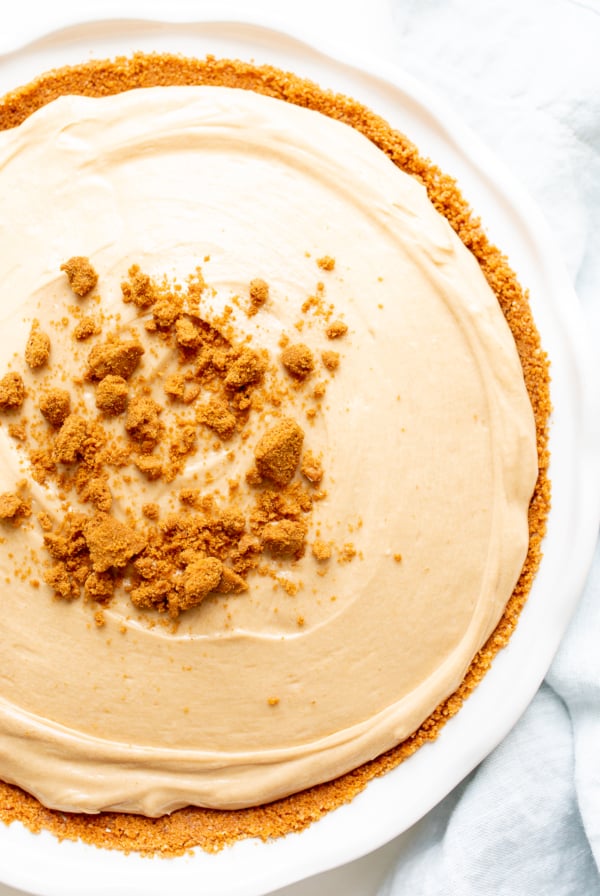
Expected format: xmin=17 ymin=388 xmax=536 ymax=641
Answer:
xmin=0 ymin=53 xmax=551 ymax=856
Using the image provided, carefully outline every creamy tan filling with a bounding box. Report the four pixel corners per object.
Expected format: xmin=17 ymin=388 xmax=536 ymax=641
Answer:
xmin=0 ymin=86 xmax=537 ymax=815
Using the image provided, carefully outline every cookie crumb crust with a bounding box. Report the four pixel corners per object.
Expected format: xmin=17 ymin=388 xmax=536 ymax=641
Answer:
xmin=0 ymin=53 xmax=551 ymax=856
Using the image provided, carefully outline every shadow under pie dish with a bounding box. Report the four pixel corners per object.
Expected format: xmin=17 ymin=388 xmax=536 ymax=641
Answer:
xmin=0 ymin=53 xmax=550 ymax=856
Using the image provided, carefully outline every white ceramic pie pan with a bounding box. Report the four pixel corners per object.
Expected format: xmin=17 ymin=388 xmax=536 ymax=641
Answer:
xmin=0 ymin=14 xmax=598 ymax=896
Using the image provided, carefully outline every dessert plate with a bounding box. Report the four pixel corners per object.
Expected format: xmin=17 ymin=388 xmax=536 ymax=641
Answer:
xmin=0 ymin=15 xmax=598 ymax=896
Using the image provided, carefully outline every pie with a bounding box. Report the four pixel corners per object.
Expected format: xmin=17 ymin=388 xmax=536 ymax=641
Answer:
xmin=0 ymin=54 xmax=550 ymax=855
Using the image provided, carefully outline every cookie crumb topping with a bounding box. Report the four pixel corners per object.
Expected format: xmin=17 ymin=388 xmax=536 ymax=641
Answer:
xmin=248 ymin=278 xmax=269 ymax=316
xmin=25 ymin=321 xmax=50 ymax=369
xmin=60 ymin=256 xmax=98 ymax=297
xmin=1 ymin=258 xmax=348 ymax=619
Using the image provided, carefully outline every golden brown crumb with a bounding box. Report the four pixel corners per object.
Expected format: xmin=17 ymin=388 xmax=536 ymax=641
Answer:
xmin=29 ymin=448 xmax=56 ymax=485
xmin=84 ymin=571 xmax=114 ymax=603
xmin=36 ymin=511 xmax=53 ymax=532
xmin=125 ymin=395 xmax=162 ymax=448
xmin=267 ymin=697 xmax=280 ymax=706
xmin=183 ymin=383 xmax=201 ymax=405
xmin=197 ymin=398 xmax=236 ymax=440
xmin=141 ymin=502 xmax=159 ymax=520
xmin=95 ymin=375 xmax=128 ymax=416
xmin=39 ymin=388 xmax=71 ymax=426
xmin=316 ymin=256 xmax=335 ymax=271
xmin=163 ymin=373 xmax=186 ymax=402
xmin=321 ymin=350 xmax=340 ymax=371
xmin=245 ymin=467 xmax=263 ymax=487
xmin=254 ymin=418 xmax=304 ymax=487
xmin=177 ymin=557 xmax=223 ymax=611
xmin=176 ymin=489 xmax=198 ymax=508
xmin=281 ymin=343 xmax=315 ymax=380
xmin=43 ymin=514 xmax=88 ymax=561
xmin=248 ymin=278 xmax=269 ymax=316
xmin=60 ymin=256 xmax=98 ymax=297
xmin=134 ymin=455 xmax=163 ymax=480
xmin=175 ymin=317 xmax=201 ymax=350
xmin=301 ymin=450 xmax=323 ymax=484
xmin=169 ymin=423 xmax=196 ymax=461
xmin=43 ymin=563 xmax=79 ymax=599
xmin=130 ymin=579 xmax=171 ymax=611
xmin=261 ymin=518 xmax=307 ymax=557
xmin=153 ymin=291 xmax=183 ymax=329
xmin=224 ymin=348 xmax=266 ymax=391
xmin=312 ymin=540 xmax=332 ymax=561
xmin=0 ymin=372 xmax=25 ymax=410
xmin=25 ymin=321 xmax=50 ymax=369
xmin=87 ymin=338 xmax=144 ymax=380
xmin=73 ymin=316 xmax=98 ymax=341
xmin=84 ymin=513 xmax=147 ymax=572
xmin=325 ymin=320 xmax=348 ymax=339
xmin=8 ymin=421 xmax=26 ymax=441
xmin=216 ymin=566 xmax=248 ymax=594
xmin=52 ymin=414 xmax=88 ymax=464
xmin=163 ymin=376 xmax=199 ymax=405
xmin=0 ymin=492 xmax=30 ymax=522
xmin=338 ymin=542 xmax=357 ymax=564
xmin=121 ymin=265 xmax=157 ymax=308
xmin=82 ymin=477 xmax=112 ymax=513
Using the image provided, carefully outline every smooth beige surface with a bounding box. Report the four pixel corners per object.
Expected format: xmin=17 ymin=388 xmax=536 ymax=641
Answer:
xmin=0 ymin=86 xmax=537 ymax=815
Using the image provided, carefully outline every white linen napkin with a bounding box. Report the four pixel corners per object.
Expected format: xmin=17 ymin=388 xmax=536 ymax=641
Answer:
xmin=380 ymin=0 xmax=600 ymax=892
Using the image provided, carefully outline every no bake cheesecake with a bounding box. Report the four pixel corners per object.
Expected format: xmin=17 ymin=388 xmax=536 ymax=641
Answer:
xmin=0 ymin=55 xmax=550 ymax=854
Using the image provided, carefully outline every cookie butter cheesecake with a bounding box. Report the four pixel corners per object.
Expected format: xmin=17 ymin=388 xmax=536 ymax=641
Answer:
xmin=0 ymin=55 xmax=550 ymax=854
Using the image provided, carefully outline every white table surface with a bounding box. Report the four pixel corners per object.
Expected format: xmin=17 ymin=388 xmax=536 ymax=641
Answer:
xmin=1 ymin=1 xmax=596 ymax=894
